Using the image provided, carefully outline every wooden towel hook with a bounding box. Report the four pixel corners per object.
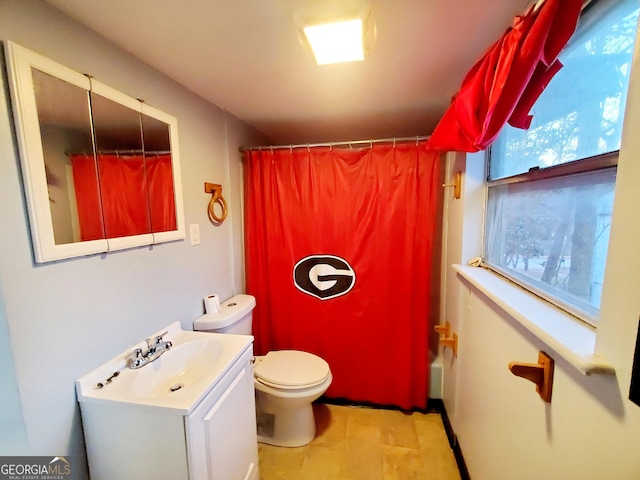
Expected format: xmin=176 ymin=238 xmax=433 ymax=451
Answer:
xmin=435 ymin=322 xmax=458 ymax=357
xmin=442 ymin=171 xmax=461 ymax=199
xmin=204 ymin=182 xmax=228 ymax=224
xmin=434 ymin=323 xmax=450 ymax=337
xmin=509 ymin=351 xmax=554 ymax=402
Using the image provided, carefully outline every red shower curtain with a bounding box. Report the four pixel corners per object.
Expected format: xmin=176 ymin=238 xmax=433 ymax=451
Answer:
xmin=244 ymin=143 xmax=440 ymax=409
xmin=71 ymin=154 xmax=105 ymax=241
xmin=145 ymin=154 xmax=177 ymax=233
xmin=71 ymin=153 xmax=175 ymax=240
xmin=94 ymin=154 xmax=151 ymax=238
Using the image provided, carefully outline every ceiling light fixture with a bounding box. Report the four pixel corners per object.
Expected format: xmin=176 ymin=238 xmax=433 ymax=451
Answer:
xmin=294 ymin=1 xmax=375 ymax=66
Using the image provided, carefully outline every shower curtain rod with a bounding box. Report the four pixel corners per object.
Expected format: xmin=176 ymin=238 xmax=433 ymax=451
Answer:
xmin=239 ymin=135 xmax=431 ymax=152
xmin=65 ymin=149 xmax=171 ymax=156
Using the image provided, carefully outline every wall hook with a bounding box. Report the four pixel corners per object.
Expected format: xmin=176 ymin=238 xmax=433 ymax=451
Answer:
xmin=442 ymin=171 xmax=461 ymax=199
xmin=509 ymin=351 xmax=554 ymax=402
xmin=435 ymin=322 xmax=458 ymax=357
xmin=204 ymin=182 xmax=228 ymax=224
xmin=434 ymin=322 xmax=450 ymax=337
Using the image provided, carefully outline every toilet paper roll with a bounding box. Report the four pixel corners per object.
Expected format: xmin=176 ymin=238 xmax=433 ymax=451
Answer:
xmin=204 ymin=294 xmax=221 ymax=314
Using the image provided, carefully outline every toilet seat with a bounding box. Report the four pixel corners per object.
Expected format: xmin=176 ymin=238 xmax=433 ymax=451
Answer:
xmin=254 ymin=350 xmax=330 ymax=390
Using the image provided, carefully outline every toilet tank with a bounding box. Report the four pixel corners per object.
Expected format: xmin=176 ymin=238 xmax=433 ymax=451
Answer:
xmin=193 ymin=294 xmax=256 ymax=335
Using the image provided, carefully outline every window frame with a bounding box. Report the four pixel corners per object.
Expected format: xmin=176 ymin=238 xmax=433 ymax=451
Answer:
xmin=483 ymin=149 xmax=618 ymax=327
xmin=481 ymin=0 xmax=640 ymax=327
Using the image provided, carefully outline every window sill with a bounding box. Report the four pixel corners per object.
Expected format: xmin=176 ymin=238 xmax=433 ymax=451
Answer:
xmin=452 ymin=264 xmax=615 ymax=376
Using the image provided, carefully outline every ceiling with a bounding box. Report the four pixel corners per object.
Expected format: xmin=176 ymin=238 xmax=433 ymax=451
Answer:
xmin=44 ymin=0 xmax=531 ymax=146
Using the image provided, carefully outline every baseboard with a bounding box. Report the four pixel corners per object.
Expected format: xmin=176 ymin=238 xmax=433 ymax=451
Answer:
xmin=433 ymin=399 xmax=471 ymax=480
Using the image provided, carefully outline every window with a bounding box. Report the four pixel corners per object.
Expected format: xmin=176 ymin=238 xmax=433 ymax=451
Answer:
xmin=485 ymin=0 xmax=639 ymax=325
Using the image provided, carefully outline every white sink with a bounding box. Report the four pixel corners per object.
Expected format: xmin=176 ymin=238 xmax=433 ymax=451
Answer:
xmin=132 ymin=338 xmax=224 ymax=399
xmin=76 ymin=322 xmax=253 ymax=414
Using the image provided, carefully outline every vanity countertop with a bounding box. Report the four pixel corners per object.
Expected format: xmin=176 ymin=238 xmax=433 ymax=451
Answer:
xmin=75 ymin=322 xmax=253 ymax=415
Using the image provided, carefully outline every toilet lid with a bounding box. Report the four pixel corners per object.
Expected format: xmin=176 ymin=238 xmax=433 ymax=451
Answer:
xmin=254 ymin=350 xmax=330 ymax=387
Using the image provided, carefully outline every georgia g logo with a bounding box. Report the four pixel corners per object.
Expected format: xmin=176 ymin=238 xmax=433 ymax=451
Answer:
xmin=293 ymin=255 xmax=356 ymax=300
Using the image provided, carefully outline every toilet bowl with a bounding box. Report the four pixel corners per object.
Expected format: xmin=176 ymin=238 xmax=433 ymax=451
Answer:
xmin=194 ymin=294 xmax=332 ymax=447
xmin=253 ymin=350 xmax=332 ymax=447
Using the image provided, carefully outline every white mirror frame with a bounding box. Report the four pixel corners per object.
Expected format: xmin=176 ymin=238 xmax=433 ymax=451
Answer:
xmin=5 ymin=41 xmax=185 ymax=263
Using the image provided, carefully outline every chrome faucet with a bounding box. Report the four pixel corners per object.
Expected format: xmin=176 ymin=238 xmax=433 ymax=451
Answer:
xmin=126 ymin=331 xmax=172 ymax=369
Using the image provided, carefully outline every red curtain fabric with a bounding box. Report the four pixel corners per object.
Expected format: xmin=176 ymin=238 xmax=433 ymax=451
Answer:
xmin=71 ymin=153 xmax=175 ymax=240
xmin=97 ymin=154 xmax=151 ymax=238
xmin=146 ymin=154 xmax=176 ymax=233
xmin=244 ymin=143 xmax=441 ymax=409
xmin=427 ymin=0 xmax=583 ymax=152
xmin=70 ymin=155 xmax=105 ymax=241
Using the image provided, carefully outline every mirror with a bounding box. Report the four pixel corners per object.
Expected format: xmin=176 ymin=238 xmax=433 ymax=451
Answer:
xmin=5 ymin=41 xmax=184 ymax=262
xmin=141 ymin=112 xmax=177 ymax=235
xmin=31 ymin=68 xmax=96 ymax=245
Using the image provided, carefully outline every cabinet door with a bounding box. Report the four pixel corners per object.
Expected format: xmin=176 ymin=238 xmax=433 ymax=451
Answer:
xmin=203 ymin=364 xmax=258 ymax=480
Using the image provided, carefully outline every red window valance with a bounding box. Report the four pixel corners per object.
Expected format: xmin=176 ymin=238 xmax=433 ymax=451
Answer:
xmin=427 ymin=0 xmax=583 ymax=152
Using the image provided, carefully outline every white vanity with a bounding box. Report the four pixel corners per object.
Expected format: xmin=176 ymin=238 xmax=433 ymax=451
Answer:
xmin=76 ymin=322 xmax=259 ymax=480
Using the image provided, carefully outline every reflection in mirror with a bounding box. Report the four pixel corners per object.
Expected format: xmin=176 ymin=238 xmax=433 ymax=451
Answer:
xmin=31 ymin=68 xmax=99 ymax=245
xmin=142 ymin=113 xmax=176 ymax=233
xmin=69 ymin=97 xmax=179 ymax=240
xmin=81 ymin=92 xmax=149 ymax=239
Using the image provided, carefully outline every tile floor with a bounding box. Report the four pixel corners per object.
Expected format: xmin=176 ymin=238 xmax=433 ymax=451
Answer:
xmin=258 ymin=402 xmax=462 ymax=480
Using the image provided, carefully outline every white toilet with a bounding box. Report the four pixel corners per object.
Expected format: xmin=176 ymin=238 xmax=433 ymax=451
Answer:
xmin=194 ymin=294 xmax=332 ymax=447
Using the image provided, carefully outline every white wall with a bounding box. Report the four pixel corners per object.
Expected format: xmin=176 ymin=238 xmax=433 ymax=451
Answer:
xmin=0 ymin=1 xmax=267 ymax=478
xmin=0 ymin=276 xmax=28 ymax=455
xmin=440 ymin=150 xmax=484 ymax=427
xmin=442 ymin=19 xmax=640 ymax=480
